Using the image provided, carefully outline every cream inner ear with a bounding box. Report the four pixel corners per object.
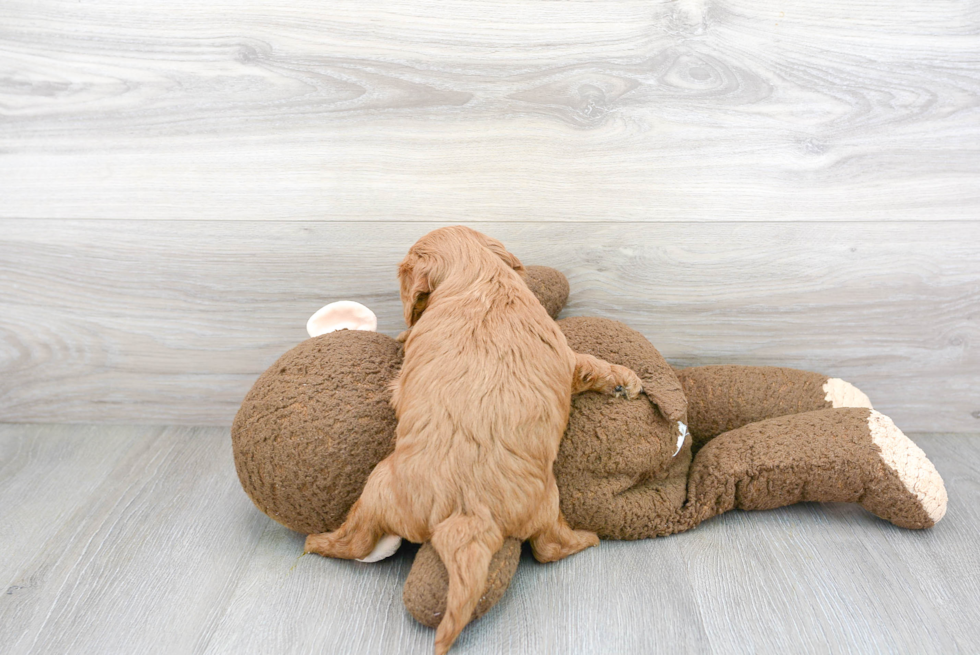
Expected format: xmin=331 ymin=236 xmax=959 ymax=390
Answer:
xmin=307 ymin=301 xmax=378 ymax=337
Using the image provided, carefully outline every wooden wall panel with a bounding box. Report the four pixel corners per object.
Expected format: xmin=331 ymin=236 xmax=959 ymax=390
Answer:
xmin=1 ymin=0 xmax=978 ymax=222
xmin=1 ymin=1 xmax=977 ymax=430
xmin=1 ymin=219 xmax=977 ymax=430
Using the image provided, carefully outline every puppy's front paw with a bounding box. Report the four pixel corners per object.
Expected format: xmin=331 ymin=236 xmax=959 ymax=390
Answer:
xmin=611 ymin=365 xmax=643 ymax=400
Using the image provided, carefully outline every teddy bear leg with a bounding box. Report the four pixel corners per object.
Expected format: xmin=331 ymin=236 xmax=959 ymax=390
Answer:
xmin=429 ymin=514 xmax=504 ymax=655
xmin=675 ymin=365 xmax=872 ymax=453
xmin=571 ymin=352 xmax=643 ymax=399
xmin=685 ymin=407 xmax=947 ymax=530
xmin=403 ymin=539 xmax=522 ymax=629
xmin=860 ymin=410 xmax=947 ymax=528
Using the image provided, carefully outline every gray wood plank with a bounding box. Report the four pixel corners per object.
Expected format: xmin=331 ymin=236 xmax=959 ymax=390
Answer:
xmin=1 ymin=426 xmax=976 ymax=654
xmin=0 ymin=425 xmax=136 ymax=593
xmin=0 ymin=425 xmax=269 ymax=655
xmin=681 ymin=499 xmax=959 ymax=653
xmin=0 ymin=0 xmax=977 ymax=222
xmin=208 ymin=434 xmax=975 ymax=655
xmin=204 ymin=530 xmax=710 ymax=655
xmin=201 ymin=525 xmax=434 ymax=655
xmin=2 ymin=219 xmax=978 ymax=430
xmin=676 ymin=434 xmax=979 ymax=654
xmin=880 ymin=435 xmax=980 ymax=654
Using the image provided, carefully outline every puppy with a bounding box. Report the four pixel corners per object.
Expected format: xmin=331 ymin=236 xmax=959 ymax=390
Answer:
xmin=305 ymin=226 xmax=642 ymax=654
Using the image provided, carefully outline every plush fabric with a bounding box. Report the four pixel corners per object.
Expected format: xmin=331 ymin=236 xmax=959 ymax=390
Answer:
xmin=404 ymin=538 xmax=522 ymax=629
xmin=232 ymin=330 xmax=401 ymax=535
xmin=231 ymin=265 xmax=947 ymax=630
xmin=676 ymin=365 xmax=833 ymax=453
xmin=522 ymin=265 xmax=569 ymax=320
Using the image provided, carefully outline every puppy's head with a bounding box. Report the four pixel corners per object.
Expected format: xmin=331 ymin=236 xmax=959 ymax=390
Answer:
xmin=397 ymin=226 xmax=525 ymax=327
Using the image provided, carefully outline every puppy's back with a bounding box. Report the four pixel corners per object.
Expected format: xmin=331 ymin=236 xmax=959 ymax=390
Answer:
xmin=393 ymin=269 xmax=573 ymax=519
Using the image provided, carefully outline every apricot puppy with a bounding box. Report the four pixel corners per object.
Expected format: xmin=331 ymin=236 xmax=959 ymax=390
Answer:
xmin=305 ymin=226 xmax=641 ymax=654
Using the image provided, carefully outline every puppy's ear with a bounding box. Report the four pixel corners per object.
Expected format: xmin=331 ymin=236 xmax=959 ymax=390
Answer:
xmin=478 ymin=234 xmax=525 ymax=274
xmin=398 ymin=255 xmax=435 ymax=327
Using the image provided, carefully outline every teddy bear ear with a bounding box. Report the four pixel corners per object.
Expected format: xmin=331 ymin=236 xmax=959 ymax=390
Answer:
xmin=306 ymin=301 xmax=378 ymax=337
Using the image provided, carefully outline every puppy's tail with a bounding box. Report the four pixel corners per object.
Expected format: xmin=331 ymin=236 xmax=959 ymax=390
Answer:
xmin=429 ymin=513 xmax=503 ymax=655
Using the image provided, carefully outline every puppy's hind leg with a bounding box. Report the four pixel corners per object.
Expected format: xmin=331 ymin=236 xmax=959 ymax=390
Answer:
xmin=430 ymin=513 xmax=503 ymax=655
xmin=572 ymin=352 xmax=642 ymax=399
xmin=304 ymin=461 xmax=393 ymax=560
xmin=528 ymin=480 xmax=598 ymax=563
xmin=529 ymin=510 xmax=599 ymax=563
xmin=304 ymin=498 xmax=383 ymax=560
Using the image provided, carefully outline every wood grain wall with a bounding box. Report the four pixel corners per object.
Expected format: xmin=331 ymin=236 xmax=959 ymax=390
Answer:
xmin=1 ymin=0 xmax=978 ymax=430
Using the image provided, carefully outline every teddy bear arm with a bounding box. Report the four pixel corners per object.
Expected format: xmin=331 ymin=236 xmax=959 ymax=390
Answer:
xmin=523 ymin=265 xmax=569 ymax=319
xmin=685 ymin=407 xmax=946 ymax=530
xmin=675 ymin=365 xmax=872 ymax=454
xmin=557 ymin=316 xmax=688 ymax=425
xmin=638 ymin=371 xmax=688 ymax=425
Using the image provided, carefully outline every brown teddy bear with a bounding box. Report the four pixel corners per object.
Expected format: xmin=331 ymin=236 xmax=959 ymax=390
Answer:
xmin=232 ymin=265 xmax=947 ymax=631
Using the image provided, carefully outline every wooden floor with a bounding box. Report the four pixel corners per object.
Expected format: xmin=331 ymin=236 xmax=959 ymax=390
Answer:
xmin=1 ymin=424 xmax=977 ymax=654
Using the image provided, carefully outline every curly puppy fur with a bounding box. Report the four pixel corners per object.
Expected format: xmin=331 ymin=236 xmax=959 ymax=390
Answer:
xmin=305 ymin=226 xmax=642 ymax=654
